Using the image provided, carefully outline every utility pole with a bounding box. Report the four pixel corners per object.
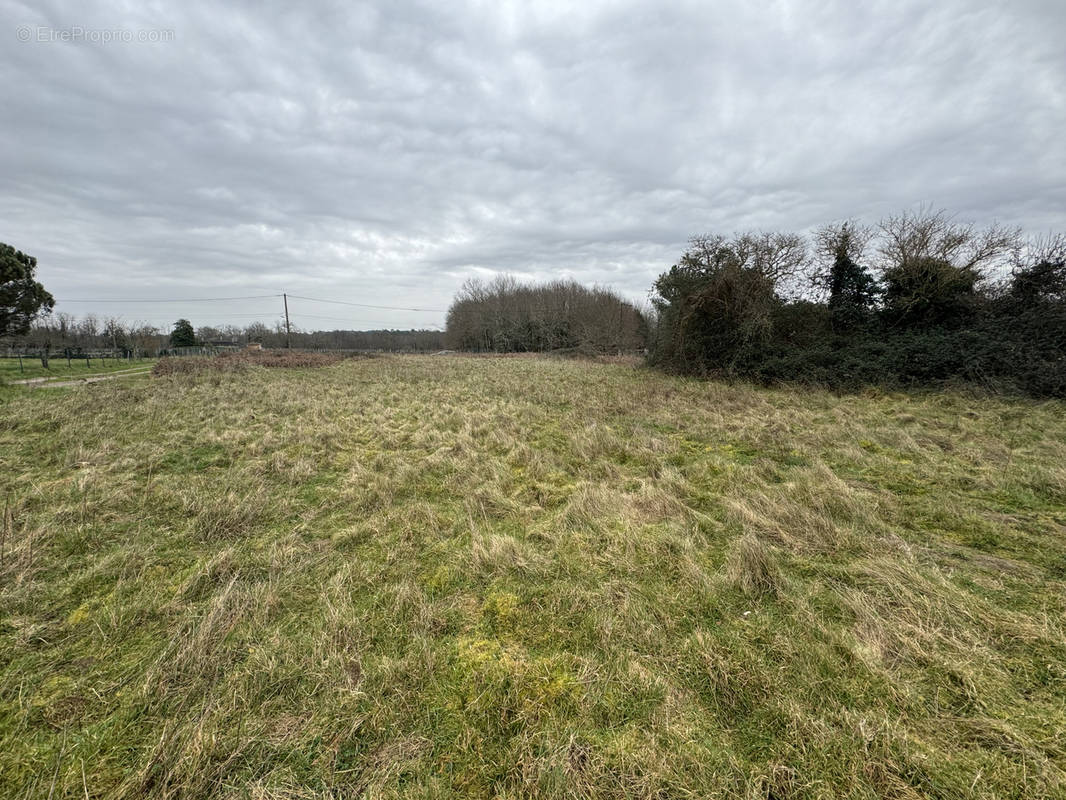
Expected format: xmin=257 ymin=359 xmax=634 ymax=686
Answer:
xmin=283 ymin=293 xmax=291 ymax=349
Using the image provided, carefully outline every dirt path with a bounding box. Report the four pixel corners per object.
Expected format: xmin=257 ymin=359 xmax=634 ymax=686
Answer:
xmin=11 ymin=365 xmax=151 ymax=386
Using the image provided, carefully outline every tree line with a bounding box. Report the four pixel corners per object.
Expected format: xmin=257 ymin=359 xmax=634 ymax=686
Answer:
xmin=445 ymin=276 xmax=647 ymax=353
xmin=263 ymin=326 xmax=443 ymax=352
xmin=8 ymin=315 xmax=444 ymax=356
xmin=2 ymin=246 xmax=443 ymax=356
xmin=648 ymin=209 xmax=1065 ymax=396
xmin=5 ymin=208 xmax=1065 ymax=396
xmin=438 ymin=209 xmax=1064 ymax=397
xmin=11 ymin=312 xmax=166 ymax=356
xmin=167 ymin=319 xmax=444 ymax=352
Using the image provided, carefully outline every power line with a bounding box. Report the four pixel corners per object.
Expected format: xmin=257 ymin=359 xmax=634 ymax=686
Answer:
xmin=58 ymin=292 xmax=449 ymax=313
xmin=60 ymin=294 xmax=283 ymax=303
xmin=183 ymin=313 xmax=281 ymax=319
xmin=290 ymin=311 xmax=442 ymax=328
xmin=54 ymin=290 xmax=450 ymax=330
xmin=286 ymin=294 xmax=448 ymax=313
xmin=82 ymin=312 xmax=439 ymax=330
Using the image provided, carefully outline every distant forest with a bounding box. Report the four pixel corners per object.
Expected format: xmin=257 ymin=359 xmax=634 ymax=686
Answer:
xmin=14 ymin=316 xmax=443 ymax=355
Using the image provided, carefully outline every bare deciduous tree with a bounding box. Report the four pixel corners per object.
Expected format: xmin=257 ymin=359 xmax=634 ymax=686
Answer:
xmin=446 ymin=276 xmax=647 ymax=353
xmin=878 ymin=207 xmax=1019 ymax=275
xmin=877 ymin=208 xmax=1020 ymax=326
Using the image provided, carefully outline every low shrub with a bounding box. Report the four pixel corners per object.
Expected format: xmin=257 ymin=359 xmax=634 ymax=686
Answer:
xmin=152 ymin=350 xmax=350 ymax=377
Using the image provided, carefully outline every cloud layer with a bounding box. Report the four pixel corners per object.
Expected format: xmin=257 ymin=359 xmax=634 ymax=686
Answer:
xmin=2 ymin=0 xmax=1063 ymax=329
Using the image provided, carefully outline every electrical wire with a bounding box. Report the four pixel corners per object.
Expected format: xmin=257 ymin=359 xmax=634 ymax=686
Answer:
xmin=286 ymin=294 xmax=448 ymax=313
xmin=59 ymin=292 xmax=448 ymax=313
xmin=59 ymin=294 xmax=282 ymax=303
xmin=55 ymin=291 xmax=449 ymax=330
xmin=289 ymin=312 xmax=442 ymax=328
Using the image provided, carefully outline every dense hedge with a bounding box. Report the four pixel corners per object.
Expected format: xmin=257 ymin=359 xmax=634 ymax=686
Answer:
xmin=648 ymin=213 xmax=1066 ymax=397
xmin=746 ymin=312 xmax=1066 ymax=397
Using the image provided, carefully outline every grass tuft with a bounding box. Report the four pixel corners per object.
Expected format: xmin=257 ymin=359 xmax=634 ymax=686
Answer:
xmin=726 ymin=533 xmax=784 ymax=599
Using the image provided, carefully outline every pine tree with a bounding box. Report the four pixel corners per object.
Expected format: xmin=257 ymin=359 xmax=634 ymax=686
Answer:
xmin=170 ymin=319 xmax=196 ymax=347
xmin=815 ymin=222 xmax=878 ymax=332
xmin=1 ymin=242 xmax=54 ymax=339
xmin=827 ymin=249 xmax=878 ymax=331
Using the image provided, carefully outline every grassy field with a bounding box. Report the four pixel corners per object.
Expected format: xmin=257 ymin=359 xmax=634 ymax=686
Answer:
xmin=0 ymin=356 xmax=155 ymax=384
xmin=1 ymin=355 xmax=1064 ymax=799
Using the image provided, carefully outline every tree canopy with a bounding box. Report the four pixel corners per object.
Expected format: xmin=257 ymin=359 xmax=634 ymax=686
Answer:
xmin=647 ymin=209 xmax=1064 ymax=397
xmin=0 ymin=242 xmax=54 ymax=339
xmin=169 ymin=318 xmax=197 ymax=347
xmin=446 ymin=276 xmax=646 ymax=354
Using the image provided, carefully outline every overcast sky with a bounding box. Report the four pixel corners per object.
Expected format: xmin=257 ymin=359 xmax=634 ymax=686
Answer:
xmin=2 ymin=1 xmax=1064 ymax=331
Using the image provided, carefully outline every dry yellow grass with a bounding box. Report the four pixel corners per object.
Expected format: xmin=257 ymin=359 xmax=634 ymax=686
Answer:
xmin=1 ymin=355 xmax=1064 ymax=798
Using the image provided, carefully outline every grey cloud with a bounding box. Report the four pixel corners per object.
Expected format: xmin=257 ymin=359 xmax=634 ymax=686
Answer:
xmin=1 ymin=0 xmax=1063 ymax=330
